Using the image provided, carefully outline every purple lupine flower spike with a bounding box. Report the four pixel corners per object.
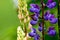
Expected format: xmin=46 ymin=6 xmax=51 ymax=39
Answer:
xmin=46 ymin=0 xmax=56 ymax=9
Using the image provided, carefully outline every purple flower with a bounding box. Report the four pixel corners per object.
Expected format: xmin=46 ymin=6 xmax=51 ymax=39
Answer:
xmin=30 ymin=4 xmax=40 ymax=13
xmin=46 ymin=2 xmax=56 ymax=9
xmin=49 ymin=18 xmax=58 ymax=24
xmin=31 ymin=14 xmax=38 ymax=21
xmin=29 ymin=32 xmax=36 ymax=37
xmin=31 ymin=28 xmax=36 ymax=33
xmin=38 ymin=23 xmax=46 ymax=32
xmin=38 ymin=26 xmax=46 ymax=32
xmin=30 ymin=20 xmax=38 ymax=25
xmin=35 ymin=13 xmax=40 ymax=17
xmin=44 ymin=11 xmax=57 ymax=23
xmin=48 ymin=26 xmax=56 ymax=36
xmin=34 ymin=34 xmax=40 ymax=40
xmin=49 ymin=14 xmax=55 ymax=20
xmin=29 ymin=28 xmax=36 ymax=37
xmin=38 ymin=26 xmax=42 ymax=32
xmin=48 ymin=26 xmax=54 ymax=32
xmin=48 ymin=30 xmax=56 ymax=36
xmin=30 ymin=7 xmax=40 ymax=13
xmin=44 ymin=11 xmax=58 ymax=24
xmin=30 ymin=4 xmax=40 ymax=9
xmin=44 ymin=11 xmax=51 ymax=20
xmin=48 ymin=0 xmax=53 ymax=3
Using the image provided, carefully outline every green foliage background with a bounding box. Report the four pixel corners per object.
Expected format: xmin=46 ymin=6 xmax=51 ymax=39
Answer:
xmin=0 ymin=0 xmax=20 ymax=40
xmin=0 ymin=0 xmax=59 ymax=40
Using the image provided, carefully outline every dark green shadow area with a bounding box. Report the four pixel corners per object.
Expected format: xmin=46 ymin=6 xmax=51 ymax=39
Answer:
xmin=45 ymin=33 xmax=59 ymax=40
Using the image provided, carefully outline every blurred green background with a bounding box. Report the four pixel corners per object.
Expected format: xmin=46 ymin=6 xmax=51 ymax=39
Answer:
xmin=0 ymin=0 xmax=59 ymax=40
xmin=0 ymin=0 xmax=19 ymax=40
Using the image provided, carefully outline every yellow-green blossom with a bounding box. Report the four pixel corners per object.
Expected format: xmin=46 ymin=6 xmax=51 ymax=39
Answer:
xmin=17 ymin=0 xmax=31 ymax=40
xmin=17 ymin=26 xmax=25 ymax=40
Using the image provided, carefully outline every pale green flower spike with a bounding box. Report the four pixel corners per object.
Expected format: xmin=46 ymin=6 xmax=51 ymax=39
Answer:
xmin=17 ymin=0 xmax=31 ymax=40
xmin=18 ymin=0 xmax=30 ymax=27
xmin=17 ymin=26 xmax=25 ymax=40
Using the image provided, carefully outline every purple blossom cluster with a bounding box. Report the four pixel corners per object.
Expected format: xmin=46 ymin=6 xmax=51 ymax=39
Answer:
xmin=29 ymin=4 xmax=41 ymax=40
xmin=28 ymin=0 xmax=58 ymax=40
xmin=30 ymin=4 xmax=40 ymax=13
xmin=44 ymin=10 xmax=58 ymax=24
xmin=48 ymin=27 xmax=56 ymax=36
xmin=30 ymin=4 xmax=40 ymax=25
xmin=29 ymin=28 xmax=40 ymax=40
xmin=46 ymin=0 xmax=56 ymax=9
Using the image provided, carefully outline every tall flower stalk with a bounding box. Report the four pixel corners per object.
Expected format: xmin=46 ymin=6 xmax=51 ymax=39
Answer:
xmin=17 ymin=0 xmax=30 ymax=40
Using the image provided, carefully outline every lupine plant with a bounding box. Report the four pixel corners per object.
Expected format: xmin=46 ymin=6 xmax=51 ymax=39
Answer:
xmin=17 ymin=0 xmax=58 ymax=40
xmin=28 ymin=0 xmax=58 ymax=40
